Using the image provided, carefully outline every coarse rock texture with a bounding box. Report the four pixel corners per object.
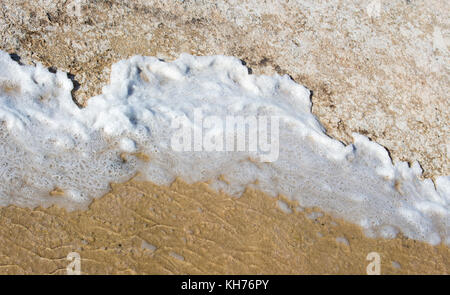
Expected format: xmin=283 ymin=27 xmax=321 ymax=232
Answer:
xmin=0 ymin=0 xmax=448 ymax=179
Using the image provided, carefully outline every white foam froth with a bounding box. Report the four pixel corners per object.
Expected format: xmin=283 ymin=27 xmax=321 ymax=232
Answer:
xmin=0 ymin=50 xmax=448 ymax=245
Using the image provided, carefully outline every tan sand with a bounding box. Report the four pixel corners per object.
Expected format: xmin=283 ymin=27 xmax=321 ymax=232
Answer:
xmin=0 ymin=1 xmax=448 ymax=274
xmin=0 ymin=178 xmax=447 ymax=274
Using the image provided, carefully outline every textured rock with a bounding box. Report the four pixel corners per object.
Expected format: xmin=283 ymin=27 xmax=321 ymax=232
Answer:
xmin=1 ymin=0 xmax=448 ymax=179
xmin=1 ymin=0 xmax=448 ymax=178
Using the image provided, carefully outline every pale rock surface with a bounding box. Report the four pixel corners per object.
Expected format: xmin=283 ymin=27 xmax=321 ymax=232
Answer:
xmin=0 ymin=0 xmax=448 ymax=178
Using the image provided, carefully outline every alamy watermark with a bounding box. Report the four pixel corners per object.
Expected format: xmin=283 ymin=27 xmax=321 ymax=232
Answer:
xmin=66 ymin=252 xmax=81 ymax=275
xmin=38 ymin=0 xmax=83 ymax=20
xmin=433 ymin=27 xmax=449 ymax=55
xmin=366 ymin=252 xmax=381 ymax=275
xmin=366 ymin=0 xmax=381 ymax=18
xmin=170 ymin=108 xmax=280 ymax=162
xmin=66 ymin=0 xmax=83 ymax=18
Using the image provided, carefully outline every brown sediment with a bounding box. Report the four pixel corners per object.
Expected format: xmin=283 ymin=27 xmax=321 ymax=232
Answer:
xmin=0 ymin=178 xmax=447 ymax=274
xmin=132 ymin=152 xmax=151 ymax=162
xmin=120 ymin=152 xmax=151 ymax=164
xmin=0 ymin=81 xmax=20 ymax=95
xmin=0 ymin=0 xmax=448 ymax=275
xmin=49 ymin=187 xmax=65 ymax=197
xmin=394 ymin=179 xmax=404 ymax=195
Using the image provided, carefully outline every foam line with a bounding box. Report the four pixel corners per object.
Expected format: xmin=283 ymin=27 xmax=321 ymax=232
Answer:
xmin=0 ymin=51 xmax=448 ymax=245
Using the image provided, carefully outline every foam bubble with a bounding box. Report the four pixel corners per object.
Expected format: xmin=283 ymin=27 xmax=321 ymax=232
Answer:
xmin=0 ymin=51 xmax=448 ymax=245
xmin=119 ymin=138 xmax=137 ymax=152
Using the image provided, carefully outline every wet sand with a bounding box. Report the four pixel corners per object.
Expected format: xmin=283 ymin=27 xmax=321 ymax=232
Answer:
xmin=0 ymin=0 xmax=448 ymax=275
xmin=0 ymin=178 xmax=447 ymax=274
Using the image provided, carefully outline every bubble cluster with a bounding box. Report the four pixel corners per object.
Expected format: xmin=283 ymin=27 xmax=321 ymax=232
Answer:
xmin=0 ymin=51 xmax=448 ymax=244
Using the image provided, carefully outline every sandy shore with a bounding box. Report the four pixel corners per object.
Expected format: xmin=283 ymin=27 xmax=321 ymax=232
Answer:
xmin=0 ymin=178 xmax=448 ymax=274
xmin=0 ymin=1 xmax=448 ymax=274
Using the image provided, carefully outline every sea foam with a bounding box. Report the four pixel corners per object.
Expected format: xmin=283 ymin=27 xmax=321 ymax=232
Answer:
xmin=0 ymin=51 xmax=448 ymax=245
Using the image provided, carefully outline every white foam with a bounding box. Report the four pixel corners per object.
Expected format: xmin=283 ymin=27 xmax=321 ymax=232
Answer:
xmin=277 ymin=200 xmax=292 ymax=214
xmin=336 ymin=237 xmax=350 ymax=247
xmin=119 ymin=138 xmax=137 ymax=153
xmin=0 ymin=51 xmax=448 ymax=245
